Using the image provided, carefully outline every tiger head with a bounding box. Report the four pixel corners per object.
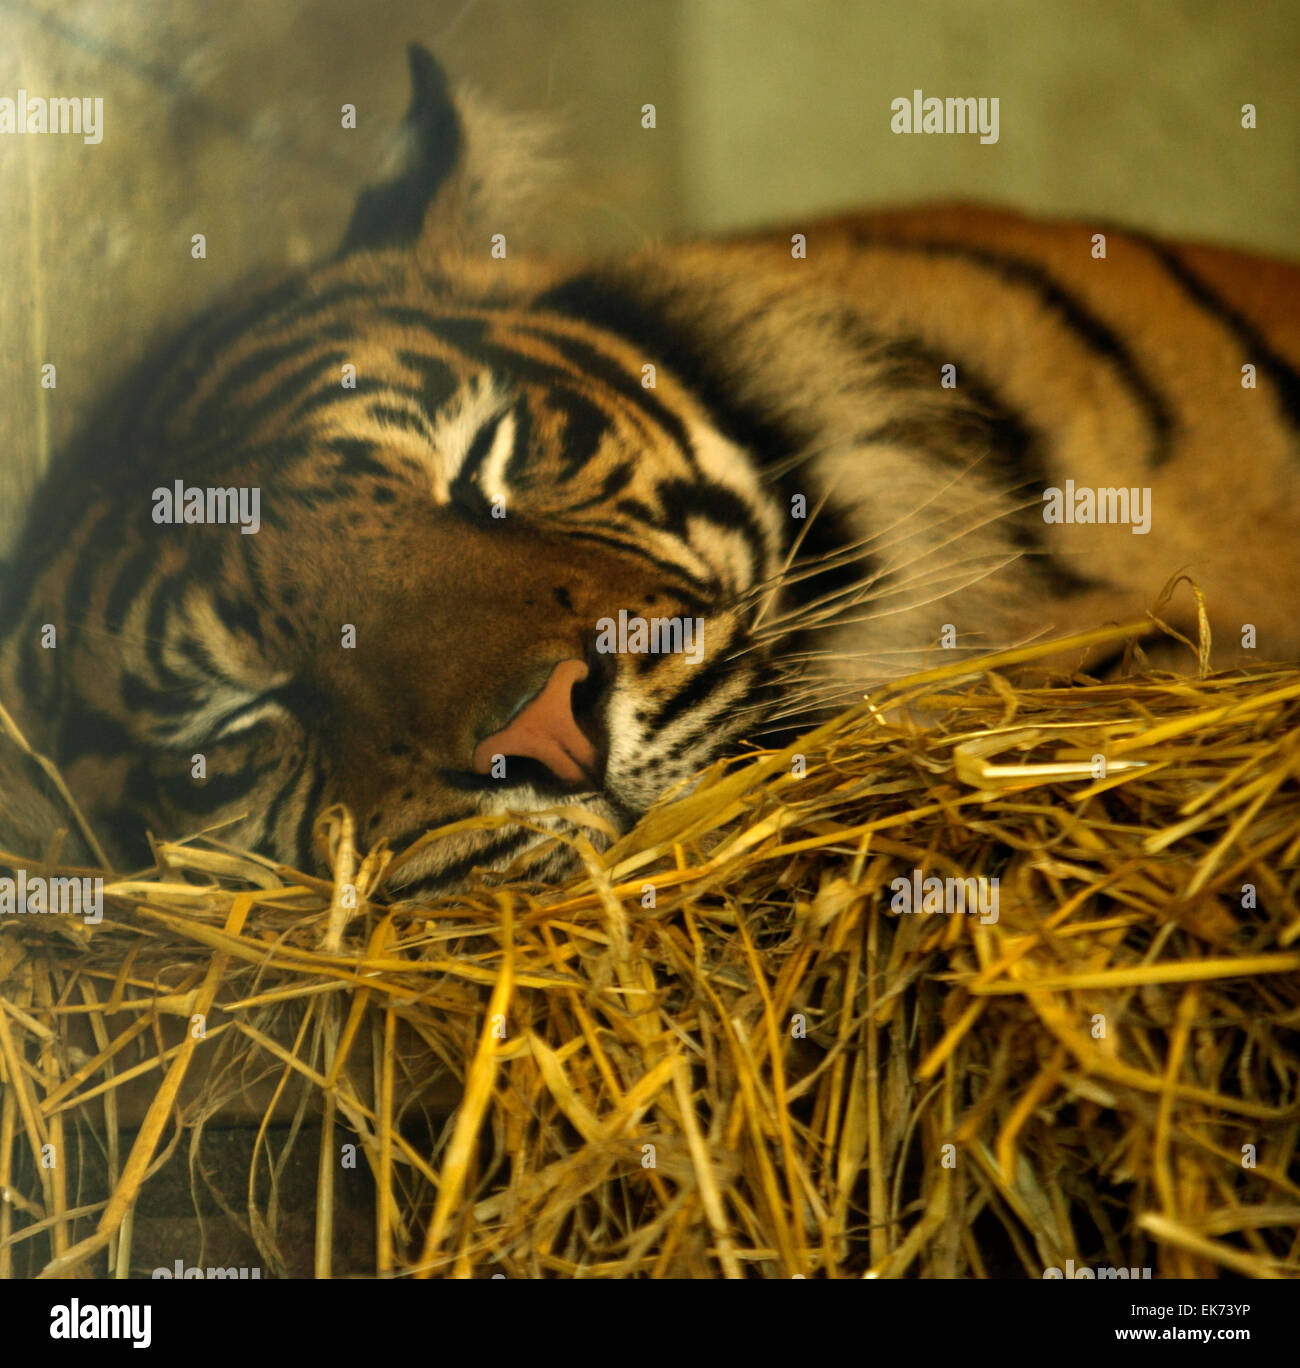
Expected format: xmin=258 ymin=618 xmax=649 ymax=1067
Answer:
xmin=0 ymin=47 xmax=806 ymax=894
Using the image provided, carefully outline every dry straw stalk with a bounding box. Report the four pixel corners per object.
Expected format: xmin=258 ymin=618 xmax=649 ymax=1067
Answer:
xmin=2 ymin=621 xmax=1298 ymax=1278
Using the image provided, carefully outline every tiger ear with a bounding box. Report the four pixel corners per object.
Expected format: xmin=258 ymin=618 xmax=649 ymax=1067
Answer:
xmin=336 ymin=44 xmax=461 ymax=257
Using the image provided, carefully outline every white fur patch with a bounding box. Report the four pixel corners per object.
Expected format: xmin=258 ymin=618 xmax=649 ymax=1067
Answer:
xmin=422 ymin=376 xmax=511 ymax=505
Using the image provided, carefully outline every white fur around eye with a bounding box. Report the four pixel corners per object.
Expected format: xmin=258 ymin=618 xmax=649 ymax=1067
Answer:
xmin=157 ymin=689 xmax=289 ymax=747
xmin=157 ymin=676 xmax=293 ymax=745
xmin=144 ymin=593 xmax=293 ymax=747
xmin=424 ymin=376 xmax=512 ymax=505
xmin=314 ymin=373 xmax=513 ymax=505
xmin=477 ymin=410 xmax=516 ymax=503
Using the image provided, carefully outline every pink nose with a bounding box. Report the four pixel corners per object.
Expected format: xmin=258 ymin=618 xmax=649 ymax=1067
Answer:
xmin=471 ymin=659 xmax=599 ymax=785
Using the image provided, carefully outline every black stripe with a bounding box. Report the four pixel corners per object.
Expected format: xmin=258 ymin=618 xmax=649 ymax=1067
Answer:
xmin=323 ymin=438 xmax=397 ymax=481
xmin=562 ymin=461 xmax=636 ymax=511
xmin=396 ymin=349 xmax=461 ymax=415
xmin=102 ymin=546 xmax=162 ymax=635
xmin=653 ymin=476 xmax=768 ymax=573
xmin=643 ymin=648 xmax=738 ymax=734
xmin=142 ymin=573 xmax=191 ymax=687
xmin=60 ymin=506 xmax=113 ymax=630
xmin=551 ymin=390 xmax=610 ymax=479
xmin=1 ymin=288 xmax=373 ymax=608
xmin=506 ymin=400 xmax=533 ymax=483
xmin=108 ymin=763 xmax=156 ymax=866
xmin=202 ymin=351 xmax=349 ymax=441
xmin=367 ymin=403 xmax=428 ymax=434
xmin=258 ymin=743 xmax=310 ymax=860
xmin=558 ymin=525 xmax=712 ymax=590
xmin=842 ymin=325 xmax=1096 ymax=595
xmin=1141 ymin=236 xmax=1300 ymax=437
xmin=170 ymin=628 xmax=228 ymax=687
xmin=14 ymin=621 xmax=51 ymax=708
xmin=234 ymin=528 xmax=272 ymax=620
xmin=180 ymin=280 xmax=373 ymax=373
xmin=542 ymin=269 xmax=1103 ymax=607
xmin=538 ymin=273 xmax=886 ymax=629
xmin=52 ymin=704 xmax=134 ymax=767
xmin=291 ymin=759 xmax=330 ymax=869
xmin=383 ymin=307 xmax=486 ymax=346
xmin=849 ymin=236 xmax=1178 ymax=466
xmin=212 ymin=592 xmax=264 ymax=649
xmin=159 ymin=277 xmax=307 ymax=394
xmin=120 ymin=671 xmax=202 ymax=717
xmin=380 ymin=811 xmax=471 ymax=854
xmin=448 ymin=409 xmax=510 ymax=517
xmin=515 ymin=317 xmax=698 ymax=458
xmin=383 ymin=308 xmax=691 ymax=474
xmin=287 ymin=370 xmax=389 ymax=423
xmin=417 ymin=828 xmax=536 ymax=892
xmin=192 ymin=337 xmax=314 ymax=430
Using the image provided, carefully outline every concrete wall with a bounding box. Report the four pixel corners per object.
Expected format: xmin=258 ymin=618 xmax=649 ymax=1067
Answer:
xmin=679 ymin=0 xmax=1300 ymax=251
xmin=2 ymin=0 xmax=1296 ymax=558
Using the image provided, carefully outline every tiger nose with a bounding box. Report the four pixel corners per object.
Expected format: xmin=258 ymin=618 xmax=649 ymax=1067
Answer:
xmin=471 ymin=659 xmax=600 ymax=785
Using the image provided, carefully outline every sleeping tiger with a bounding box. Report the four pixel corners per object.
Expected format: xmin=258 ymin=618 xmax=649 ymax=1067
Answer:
xmin=2 ymin=45 xmax=1298 ymax=894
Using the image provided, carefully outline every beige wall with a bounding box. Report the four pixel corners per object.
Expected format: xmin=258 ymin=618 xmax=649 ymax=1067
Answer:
xmin=679 ymin=0 xmax=1300 ymax=252
xmin=2 ymin=0 xmax=1297 ymax=558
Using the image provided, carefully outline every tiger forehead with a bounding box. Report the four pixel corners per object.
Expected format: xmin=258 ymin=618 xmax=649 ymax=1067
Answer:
xmin=263 ymin=299 xmax=717 ymax=487
xmin=160 ymin=273 xmax=691 ymax=451
xmin=379 ymin=303 xmax=706 ymax=436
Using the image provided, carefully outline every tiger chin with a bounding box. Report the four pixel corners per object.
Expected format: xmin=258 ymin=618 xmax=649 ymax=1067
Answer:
xmin=2 ymin=45 xmax=1299 ymax=896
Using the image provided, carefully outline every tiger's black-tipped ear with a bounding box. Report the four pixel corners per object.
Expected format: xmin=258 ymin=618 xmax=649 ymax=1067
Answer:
xmin=337 ymin=44 xmax=461 ymax=257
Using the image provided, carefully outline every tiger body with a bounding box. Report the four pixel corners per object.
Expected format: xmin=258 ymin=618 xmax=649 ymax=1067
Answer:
xmin=2 ymin=49 xmax=1298 ymax=893
xmin=550 ymin=204 xmax=1300 ymax=670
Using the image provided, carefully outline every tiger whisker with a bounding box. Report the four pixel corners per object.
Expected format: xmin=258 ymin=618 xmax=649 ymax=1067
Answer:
xmin=726 ymin=542 xmax=1028 ymax=663
xmin=749 ymin=478 xmax=842 ymax=633
xmin=734 ymin=446 xmax=1032 ymax=610
xmin=742 ymin=481 xmax=1044 ymax=636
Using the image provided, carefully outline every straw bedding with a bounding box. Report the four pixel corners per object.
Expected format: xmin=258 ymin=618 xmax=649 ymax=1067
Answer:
xmin=2 ymin=621 xmax=1298 ymax=1278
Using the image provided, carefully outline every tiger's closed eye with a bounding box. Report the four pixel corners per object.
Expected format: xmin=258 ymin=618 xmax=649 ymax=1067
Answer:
xmin=448 ymin=408 xmax=515 ymax=518
xmin=208 ymin=693 xmax=294 ymax=742
xmin=149 ymin=685 xmax=293 ymax=750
